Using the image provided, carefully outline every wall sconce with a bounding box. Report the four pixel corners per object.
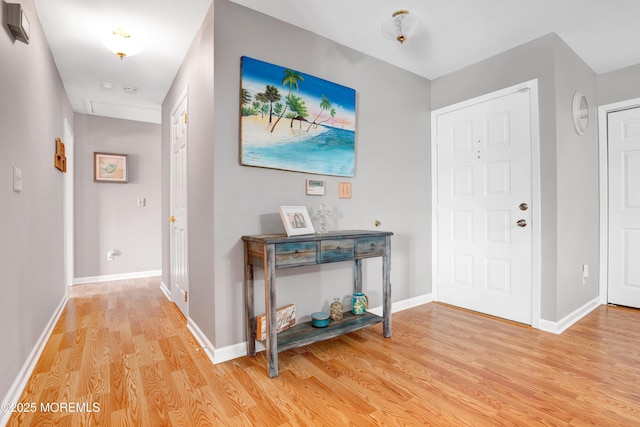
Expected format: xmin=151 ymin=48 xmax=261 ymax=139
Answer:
xmin=381 ymin=10 xmax=420 ymax=44
xmin=100 ymin=26 xmax=143 ymax=60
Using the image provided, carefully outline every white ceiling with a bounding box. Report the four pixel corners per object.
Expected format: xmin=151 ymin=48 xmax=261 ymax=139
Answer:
xmin=34 ymin=0 xmax=640 ymax=123
xmin=34 ymin=0 xmax=212 ymax=123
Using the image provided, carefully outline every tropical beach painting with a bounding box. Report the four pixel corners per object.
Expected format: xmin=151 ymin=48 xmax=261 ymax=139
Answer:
xmin=240 ymin=56 xmax=356 ymax=177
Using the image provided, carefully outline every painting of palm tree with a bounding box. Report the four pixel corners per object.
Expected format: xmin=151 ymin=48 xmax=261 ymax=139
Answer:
xmin=240 ymin=56 xmax=356 ymax=177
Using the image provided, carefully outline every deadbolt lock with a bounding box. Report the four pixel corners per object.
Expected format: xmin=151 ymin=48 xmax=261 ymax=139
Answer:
xmin=519 ymin=203 xmax=529 ymax=211
xmin=517 ymin=219 xmax=527 ymax=228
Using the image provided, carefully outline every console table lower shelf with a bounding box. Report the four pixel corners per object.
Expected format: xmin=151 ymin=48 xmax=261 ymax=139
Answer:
xmin=265 ymin=312 xmax=383 ymax=353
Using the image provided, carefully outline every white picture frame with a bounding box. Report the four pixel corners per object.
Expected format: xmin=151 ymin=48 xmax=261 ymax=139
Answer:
xmin=279 ymin=206 xmax=315 ymax=236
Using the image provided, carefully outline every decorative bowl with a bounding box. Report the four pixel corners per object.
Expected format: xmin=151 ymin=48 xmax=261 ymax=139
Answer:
xmin=311 ymin=312 xmax=329 ymax=328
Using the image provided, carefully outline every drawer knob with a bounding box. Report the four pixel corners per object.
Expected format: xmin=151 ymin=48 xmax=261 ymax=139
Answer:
xmin=293 ymin=250 xmax=300 ymax=258
xmin=335 ymin=246 xmax=343 ymax=254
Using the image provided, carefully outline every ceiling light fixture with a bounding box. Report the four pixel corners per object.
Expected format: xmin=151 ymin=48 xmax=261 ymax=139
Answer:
xmin=100 ymin=26 xmax=143 ymax=60
xmin=381 ymin=10 xmax=420 ymax=44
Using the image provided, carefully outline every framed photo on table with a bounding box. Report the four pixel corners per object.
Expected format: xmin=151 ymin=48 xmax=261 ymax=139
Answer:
xmin=279 ymin=206 xmax=315 ymax=236
xmin=94 ymin=152 xmax=128 ymax=183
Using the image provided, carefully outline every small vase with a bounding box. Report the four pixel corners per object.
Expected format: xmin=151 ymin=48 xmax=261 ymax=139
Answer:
xmin=329 ymin=297 xmax=344 ymax=321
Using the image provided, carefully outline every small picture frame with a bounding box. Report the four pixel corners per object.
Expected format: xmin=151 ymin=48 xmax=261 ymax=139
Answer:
xmin=94 ymin=152 xmax=128 ymax=183
xmin=279 ymin=206 xmax=315 ymax=236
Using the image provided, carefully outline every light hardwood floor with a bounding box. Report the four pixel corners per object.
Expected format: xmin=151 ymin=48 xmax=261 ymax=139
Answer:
xmin=8 ymin=278 xmax=640 ymax=426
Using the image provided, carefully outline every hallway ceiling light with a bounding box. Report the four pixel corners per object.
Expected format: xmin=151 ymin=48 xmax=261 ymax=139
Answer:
xmin=100 ymin=26 xmax=143 ymax=60
xmin=381 ymin=10 xmax=420 ymax=44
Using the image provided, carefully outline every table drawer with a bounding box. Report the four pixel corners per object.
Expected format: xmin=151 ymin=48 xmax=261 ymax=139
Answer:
xmin=319 ymin=239 xmax=355 ymax=263
xmin=356 ymin=236 xmax=387 ymax=258
xmin=275 ymin=242 xmax=317 ymax=266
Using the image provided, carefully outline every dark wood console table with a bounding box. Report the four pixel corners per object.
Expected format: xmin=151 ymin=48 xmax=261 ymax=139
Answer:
xmin=242 ymin=230 xmax=393 ymax=377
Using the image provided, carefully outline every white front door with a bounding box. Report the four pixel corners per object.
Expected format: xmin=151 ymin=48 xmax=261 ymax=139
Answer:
xmin=608 ymin=107 xmax=640 ymax=308
xmin=435 ymin=87 xmax=533 ymax=324
xmin=170 ymin=89 xmax=189 ymax=317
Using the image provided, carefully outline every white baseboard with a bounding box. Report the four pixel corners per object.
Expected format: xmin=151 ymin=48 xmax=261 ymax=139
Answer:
xmin=368 ymin=293 xmax=433 ymax=316
xmin=0 ymin=295 xmax=68 ymax=427
xmin=186 ymin=317 xmax=217 ymax=365
xmin=159 ymin=281 xmax=172 ymax=301
xmin=73 ymin=270 xmax=162 ymax=285
xmin=538 ymin=297 xmax=602 ymax=334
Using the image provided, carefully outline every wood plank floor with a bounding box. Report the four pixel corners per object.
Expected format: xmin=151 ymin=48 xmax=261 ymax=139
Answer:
xmin=8 ymin=278 xmax=640 ymax=426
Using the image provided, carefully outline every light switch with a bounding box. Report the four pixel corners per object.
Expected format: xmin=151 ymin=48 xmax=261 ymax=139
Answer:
xmin=338 ymin=182 xmax=352 ymax=199
xmin=13 ymin=166 xmax=22 ymax=193
xmin=137 ymin=197 xmax=146 ymax=207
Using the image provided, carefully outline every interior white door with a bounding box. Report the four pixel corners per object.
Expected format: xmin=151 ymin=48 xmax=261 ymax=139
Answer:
xmin=170 ymin=90 xmax=189 ymax=317
xmin=436 ymin=88 xmax=533 ymax=324
xmin=608 ymin=107 xmax=640 ymax=308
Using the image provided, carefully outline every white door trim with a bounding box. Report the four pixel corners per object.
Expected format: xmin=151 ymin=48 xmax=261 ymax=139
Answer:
xmin=597 ymin=97 xmax=640 ymax=305
xmin=430 ymin=79 xmax=542 ymax=328
xmin=63 ymin=118 xmax=75 ymax=287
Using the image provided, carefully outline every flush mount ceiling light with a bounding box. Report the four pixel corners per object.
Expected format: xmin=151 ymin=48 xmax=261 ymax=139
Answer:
xmin=100 ymin=26 xmax=143 ymax=60
xmin=381 ymin=10 xmax=420 ymax=44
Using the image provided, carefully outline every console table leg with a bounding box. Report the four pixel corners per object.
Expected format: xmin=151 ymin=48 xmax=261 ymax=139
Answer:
xmin=383 ymin=237 xmax=392 ymax=338
xmin=265 ymin=243 xmax=279 ymax=377
xmin=244 ymin=258 xmax=256 ymax=356
xmin=354 ymin=259 xmax=363 ymax=293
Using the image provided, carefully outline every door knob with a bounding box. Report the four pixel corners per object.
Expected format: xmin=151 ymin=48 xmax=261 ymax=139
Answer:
xmin=169 ymin=216 xmax=176 ymax=223
xmin=519 ymin=203 xmax=529 ymax=211
xmin=517 ymin=219 xmax=527 ymax=227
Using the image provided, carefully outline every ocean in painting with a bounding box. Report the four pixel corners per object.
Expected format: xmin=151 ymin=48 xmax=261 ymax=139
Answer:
xmin=240 ymin=56 xmax=356 ymax=177
xmin=242 ymin=126 xmax=355 ymax=176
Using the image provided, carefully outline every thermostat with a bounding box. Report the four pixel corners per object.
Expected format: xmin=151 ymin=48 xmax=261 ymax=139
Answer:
xmin=306 ymin=179 xmax=325 ymax=196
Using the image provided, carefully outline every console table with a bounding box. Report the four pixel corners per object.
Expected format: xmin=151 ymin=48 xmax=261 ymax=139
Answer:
xmin=242 ymin=230 xmax=393 ymax=377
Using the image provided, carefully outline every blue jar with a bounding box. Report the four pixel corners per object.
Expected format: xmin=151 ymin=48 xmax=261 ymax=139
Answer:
xmin=352 ymin=293 xmax=368 ymax=315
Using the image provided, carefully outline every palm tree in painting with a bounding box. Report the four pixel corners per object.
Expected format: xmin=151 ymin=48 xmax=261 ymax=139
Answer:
xmin=241 ymin=88 xmax=253 ymax=116
xmin=270 ymin=69 xmax=304 ymax=133
xmin=274 ymin=102 xmax=283 ymax=117
xmin=264 ymin=85 xmax=281 ymax=123
xmin=255 ymin=92 xmax=268 ymax=119
xmin=306 ymin=94 xmax=331 ymax=132
xmin=286 ymin=94 xmax=308 ymax=129
xmin=316 ymin=107 xmax=337 ymax=127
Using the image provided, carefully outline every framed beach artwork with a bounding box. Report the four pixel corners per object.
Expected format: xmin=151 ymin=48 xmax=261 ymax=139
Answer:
xmin=240 ymin=56 xmax=356 ymax=177
xmin=94 ymin=152 xmax=128 ymax=183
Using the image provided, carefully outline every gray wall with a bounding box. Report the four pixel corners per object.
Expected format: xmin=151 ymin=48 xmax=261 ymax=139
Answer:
xmin=162 ymin=0 xmax=431 ymax=349
xmin=432 ymin=33 xmax=599 ymax=322
xmin=162 ymin=2 xmax=215 ymax=337
xmin=74 ymin=114 xmax=161 ymax=279
xmin=0 ymin=0 xmax=73 ymax=399
xmin=552 ymin=39 xmax=599 ymax=319
xmin=598 ymin=63 xmax=640 ymax=106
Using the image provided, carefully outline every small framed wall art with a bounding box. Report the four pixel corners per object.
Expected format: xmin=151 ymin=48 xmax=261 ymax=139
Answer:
xmin=279 ymin=205 xmax=315 ymax=236
xmin=94 ymin=152 xmax=128 ymax=183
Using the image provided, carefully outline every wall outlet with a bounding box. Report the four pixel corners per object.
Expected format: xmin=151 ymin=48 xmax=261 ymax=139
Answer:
xmin=137 ymin=197 xmax=146 ymax=207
